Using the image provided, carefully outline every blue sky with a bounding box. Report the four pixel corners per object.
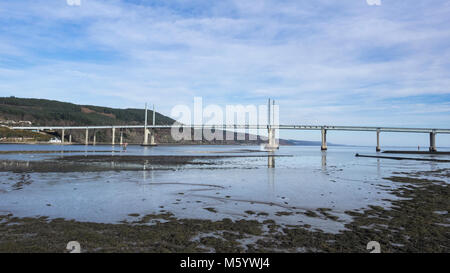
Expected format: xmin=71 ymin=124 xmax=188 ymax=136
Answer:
xmin=0 ymin=0 xmax=450 ymax=146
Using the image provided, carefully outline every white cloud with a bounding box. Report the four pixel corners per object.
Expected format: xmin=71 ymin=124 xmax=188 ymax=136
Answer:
xmin=366 ymin=0 xmax=382 ymax=6
xmin=0 ymin=0 xmax=449 ymax=145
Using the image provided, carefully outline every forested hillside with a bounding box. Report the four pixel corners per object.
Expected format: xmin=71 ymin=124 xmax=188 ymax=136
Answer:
xmin=0 ymin=97 xmax=174 ymax=126
xmin=0 ymin=97 xmax=177 ymax=143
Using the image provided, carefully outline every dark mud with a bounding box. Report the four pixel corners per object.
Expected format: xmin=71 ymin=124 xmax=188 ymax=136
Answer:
xmin=0 ymin=160 xmax=156 ymax=173
xmin=0 ymin=150 xmax=118 ymax=154
xmin=1 ymin=169 xmax=448 ymax=252
xmin=188 ymin=149 xmax=268 ymax=154
xmin=356 ymin=153 xmax=450 ymax=163
xmin=383 ymin=150 xmax=450 ymax=155
xmin=58 ymin=154 xmax=290 ymax=163
xmin=0 ymin=154 xmax=289 ymax=173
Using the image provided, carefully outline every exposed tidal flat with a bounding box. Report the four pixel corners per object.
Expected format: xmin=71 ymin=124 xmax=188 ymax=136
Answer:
xmin=0 ymin=144 xmax=448 ymax=252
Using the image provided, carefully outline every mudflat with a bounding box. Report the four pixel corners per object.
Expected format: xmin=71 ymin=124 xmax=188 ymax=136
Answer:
xmin=1 ymin=167 xmax=448 ymax=253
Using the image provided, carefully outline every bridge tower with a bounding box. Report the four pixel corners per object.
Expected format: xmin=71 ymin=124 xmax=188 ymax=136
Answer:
xmin=265 ymin=99 xmax=279 ymax=150
xmin=142 ymin=103 xmax=157 ymax=146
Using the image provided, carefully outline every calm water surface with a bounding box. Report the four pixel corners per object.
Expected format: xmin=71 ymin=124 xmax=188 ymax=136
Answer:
xmin=1 ymin=144 xmax=449 ymax=233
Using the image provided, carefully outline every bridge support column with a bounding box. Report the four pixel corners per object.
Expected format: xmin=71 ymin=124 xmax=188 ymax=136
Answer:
xmin=265 ymin=128 xmax=278 ymax=150
xmin=61 ymin=129 xmax=65 ymax=144
xmin=151 ymin=104 xmax=157 ymax=146
xmin=321 ymin=127 xmax=327 ymax=151
xmin=85 ymin=129 xmax=89 ymax=145
xmin=120 ymin=131 xmax=123 ymax=146
xmin=93 ymin=132 xmax=96 ymax=146
xmin=143 ymin=128 xmax=149 ymax=145
xmin=143 ymin=102 xmax=149 ymax=145
xmin=112 ymin=127 xmax=115 ymax=146
xmin=376 ymin=129 xmax=381 ymax=152
xmin=150 ymin=130 xmax=155 ymax=145
xmin=270 ymin=128 xmax=276 ymax=148
xmin=142 ymin=129 xmax=157 ymax=146
xmin=69 ymin=134 xmax=72 ymax=144
xmin=429 ymin=131 xmax=437 ymax=152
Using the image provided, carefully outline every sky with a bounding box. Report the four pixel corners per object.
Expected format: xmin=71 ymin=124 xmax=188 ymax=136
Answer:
xmin=0 ymin=0 xmax=449 ymax=146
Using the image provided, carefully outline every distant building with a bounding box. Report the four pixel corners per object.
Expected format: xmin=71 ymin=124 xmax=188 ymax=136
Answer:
xmin=48 ymin=137 xmax=62 ymax=143
xmin=0 ymin=120 xmax=32 ymax=126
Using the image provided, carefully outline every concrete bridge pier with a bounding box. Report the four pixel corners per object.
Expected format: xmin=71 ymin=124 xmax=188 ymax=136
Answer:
xmin=85 ymin=128 xmax=89 ymax=145
xmin=112 ymin=127 xmax=116 ymax=146
xmin=142 ymin=129 xmax=157 ymax=146
xmin=93 ymin=131 xmax=96 ymax=146
xmin=151 ymin=105 xmax=156 ymax=145
xmin=264 ymin=98 xmax=278 ymax=150
xmin=69 ymin=134 xmax=72 ymax=144
xmin=270 ymin=128 xmax=277 ymax=148
xmin=429 ymin=131 xmax=437 ymax=152
xmin=265 ymin=128 xmax=278 ymax=150
xmin=150 ymin=130 xmax=155 ymax=145
xmin=61 ymin=129 xmax=65 ymax=144
xmin=142 ymin=103 xmax=151 ymax=146
xmin=143 ymin=128 xmax=149 ymax=145
xmin=321 ymin=127 xmax=327 ymax=151
xmin=120 ymin=130 xmax=123 ymax=146
xmin=376 ymin=129 xmax=381 ymax=152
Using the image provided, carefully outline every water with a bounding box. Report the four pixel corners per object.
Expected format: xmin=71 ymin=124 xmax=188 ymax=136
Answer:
xmin=0 ymin=144 xmax=449 ymax=233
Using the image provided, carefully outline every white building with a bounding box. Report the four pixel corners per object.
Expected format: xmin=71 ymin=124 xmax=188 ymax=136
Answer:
xmin=48 ymin=137 xmax=62 ymax=143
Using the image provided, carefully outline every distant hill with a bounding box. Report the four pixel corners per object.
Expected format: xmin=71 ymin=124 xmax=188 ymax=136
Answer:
xmin=0 ymin=96 xmax=174 ymax=127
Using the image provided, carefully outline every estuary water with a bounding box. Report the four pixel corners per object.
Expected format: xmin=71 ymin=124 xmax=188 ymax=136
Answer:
xmin=0 ymin=144 xmax=449 ymax=233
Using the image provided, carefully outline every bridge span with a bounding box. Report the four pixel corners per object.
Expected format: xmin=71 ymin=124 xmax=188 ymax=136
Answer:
xmin=10 ymin=124 xmax=450 ymax=152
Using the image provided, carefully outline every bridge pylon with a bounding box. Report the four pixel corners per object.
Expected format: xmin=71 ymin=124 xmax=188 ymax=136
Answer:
xmin=264 ymin=99 xmax=279 ymax=150
xmin=142 ymin=103 xmax=158 ymax=147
